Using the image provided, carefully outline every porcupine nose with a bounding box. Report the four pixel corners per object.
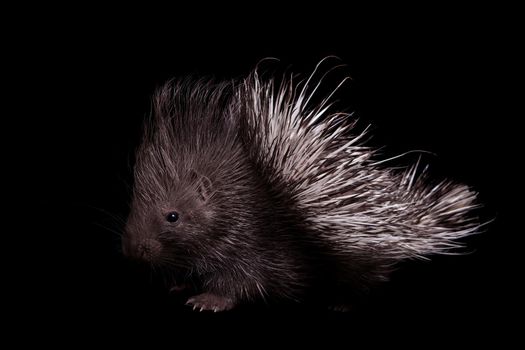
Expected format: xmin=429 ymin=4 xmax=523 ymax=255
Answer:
xmin=136 ymin=239 xmax=163 ymax=261
xmin=123 ymin=235 xmax=163 ymax=262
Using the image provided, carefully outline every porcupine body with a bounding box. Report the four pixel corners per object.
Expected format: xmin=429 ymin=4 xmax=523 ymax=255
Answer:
xmin=122 ymin=64 xmax=479 ymax=312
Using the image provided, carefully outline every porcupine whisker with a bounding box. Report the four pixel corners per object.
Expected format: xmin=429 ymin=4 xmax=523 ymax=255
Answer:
xmin=85 ymin=203 xmax=127 ymax=226
xmin=93 ymin=222 xmax=123 ymax=238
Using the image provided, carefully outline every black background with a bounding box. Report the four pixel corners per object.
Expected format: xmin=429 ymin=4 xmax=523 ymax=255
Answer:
xmin=11 ymin=6 xmax=519 ymax=342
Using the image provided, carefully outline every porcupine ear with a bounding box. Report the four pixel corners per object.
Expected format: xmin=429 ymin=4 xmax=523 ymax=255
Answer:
xmin=190 ymin=170 xmax=214 ymax=203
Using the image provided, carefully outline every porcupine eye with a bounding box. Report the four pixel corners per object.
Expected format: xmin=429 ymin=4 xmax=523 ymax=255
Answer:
xmin=166 ymin=212 xmax=179 ymax=223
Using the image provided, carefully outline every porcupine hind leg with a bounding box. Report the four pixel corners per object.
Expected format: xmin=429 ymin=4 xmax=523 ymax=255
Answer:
xmin=323 ymin=265 xmax=382 ymax=312
xmin=327 ymin=303 xmax=354 ymax=312
xmin=325 ymin=291 xmax=355 ymax=312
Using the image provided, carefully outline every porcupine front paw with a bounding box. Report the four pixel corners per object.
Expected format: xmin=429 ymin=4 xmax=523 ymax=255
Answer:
xmin=186 ymin=293 xmax=235 ymax=312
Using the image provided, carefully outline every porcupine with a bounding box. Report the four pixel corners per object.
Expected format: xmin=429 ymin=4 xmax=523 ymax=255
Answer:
xmin=122 ymin=62 xmax=479 ymax=312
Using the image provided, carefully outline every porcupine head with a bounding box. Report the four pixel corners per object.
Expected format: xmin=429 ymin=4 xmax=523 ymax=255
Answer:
xmin=123 ymin=66 xmax=480 ymax=312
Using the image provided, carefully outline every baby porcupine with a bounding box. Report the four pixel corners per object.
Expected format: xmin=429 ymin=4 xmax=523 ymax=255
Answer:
xmin=122 ymin=62 xmax=479 ymax=312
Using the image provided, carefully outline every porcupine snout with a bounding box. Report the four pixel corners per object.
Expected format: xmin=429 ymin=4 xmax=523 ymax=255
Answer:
xmin=136 ymin=239 xmax=163 ymax=261
xmin=122 ymin=235 xmax=163 ymax=263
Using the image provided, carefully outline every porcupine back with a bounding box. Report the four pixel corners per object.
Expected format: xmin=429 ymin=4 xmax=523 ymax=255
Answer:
xmin=239 ymin=66 xmax=479 ymax=277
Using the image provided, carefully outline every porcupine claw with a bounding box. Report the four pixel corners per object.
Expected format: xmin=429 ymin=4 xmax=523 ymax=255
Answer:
xmin=186 ymin=293 xmax=235 ymax=312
